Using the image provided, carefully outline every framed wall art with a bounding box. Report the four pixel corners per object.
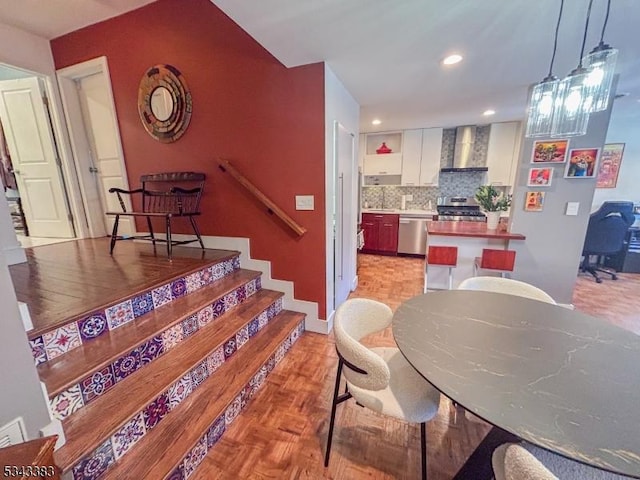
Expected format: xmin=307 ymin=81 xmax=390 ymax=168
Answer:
xmin=532 ymin=139 xmax=569 ymax=163
xmin=596 ymin=143 xmax=625 ymax=188
xmin=527 ymin=167 xmax=554 ymax=187
xmin=524 ymin=191 xmax=545 ymax=212
xmin=565 ymin=148 xmax=599 ymax=178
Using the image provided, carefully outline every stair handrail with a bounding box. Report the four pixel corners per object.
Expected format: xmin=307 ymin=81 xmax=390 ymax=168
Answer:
xmin=218 ymin=160 xmax=307 ymax=237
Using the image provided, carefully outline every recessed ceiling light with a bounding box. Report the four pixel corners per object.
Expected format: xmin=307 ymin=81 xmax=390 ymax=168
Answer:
xmin=371 ymin=119 xmax=381 ymax=125
xmin=483 ymin=109 xmax=496 ymax=116
xmin=442 ymin=54 xmax=463 ymax=66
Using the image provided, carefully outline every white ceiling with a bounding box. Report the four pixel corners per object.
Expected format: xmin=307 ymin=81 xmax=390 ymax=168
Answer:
xmin=1 ymin=0 xmax=638 ymax=132
xmin=211 ymin=0 xmax=640 ymax=132
xmin=0 ymin=0 xmax=156 ymax=39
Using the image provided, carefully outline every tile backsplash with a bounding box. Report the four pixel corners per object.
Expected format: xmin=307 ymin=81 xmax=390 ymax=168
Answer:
xmin=362 ymin=126 xmax=492 ymax=210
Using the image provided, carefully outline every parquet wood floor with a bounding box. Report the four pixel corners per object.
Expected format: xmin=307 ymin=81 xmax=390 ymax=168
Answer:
xmin=198 ymin=253 xmax=640 ymax=479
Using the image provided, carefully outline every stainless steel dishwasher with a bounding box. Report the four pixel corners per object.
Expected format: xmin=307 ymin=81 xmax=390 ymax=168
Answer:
xmin=397 ymin=217 xmax=429 ymax=255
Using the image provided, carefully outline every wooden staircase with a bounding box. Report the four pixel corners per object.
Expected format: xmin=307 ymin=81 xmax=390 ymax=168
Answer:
xmin=24 ymin=248 xmax=305 ymax=480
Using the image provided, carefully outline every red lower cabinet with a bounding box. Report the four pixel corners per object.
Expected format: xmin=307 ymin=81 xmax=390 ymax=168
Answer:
xmin=361 ymin=213 xmax=399 ymax=254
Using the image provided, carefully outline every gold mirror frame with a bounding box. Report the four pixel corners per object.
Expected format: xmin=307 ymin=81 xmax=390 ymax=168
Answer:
xmin=138 ymin=64 xmax=192 ymax=143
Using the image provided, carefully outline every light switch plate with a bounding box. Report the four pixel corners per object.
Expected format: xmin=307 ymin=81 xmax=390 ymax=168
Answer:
xmin=295 ymin=195 xmax=314 ymax=211
xmin=566 ymin=202 xmax=580 ymax=216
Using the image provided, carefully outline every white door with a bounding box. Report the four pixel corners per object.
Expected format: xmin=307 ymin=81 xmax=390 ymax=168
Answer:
xmin=0 ymin=77 xmax=74 ymax=238
xmin=77 ymin=73 xmax=133 ymax=236
xmin=334 ymin=123 xmax=353 ymax=308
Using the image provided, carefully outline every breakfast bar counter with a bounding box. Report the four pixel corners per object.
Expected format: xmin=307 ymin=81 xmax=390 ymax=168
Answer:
xmin=427 ymin=221 xmax=526 ymax=240
xmin=425 ymin=221 xmax=526 ymax=289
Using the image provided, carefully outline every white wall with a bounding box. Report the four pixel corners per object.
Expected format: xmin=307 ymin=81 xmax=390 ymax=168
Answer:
xmin=0 ymin=21 xmax=58 ymax=439
xmin=592 ymin=101 xmax=640 ymax=209
xmin=324 ymin=63 xmax=360 ymax=326
xmin=0 ymin=249 xmax=51 ymax=439
xmin=0 ymin=21 xmax=89 ymax=240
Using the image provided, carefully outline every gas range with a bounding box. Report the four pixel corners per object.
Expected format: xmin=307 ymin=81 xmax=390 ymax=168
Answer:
xmin=436 ymin=196 xmax=486 ymax=222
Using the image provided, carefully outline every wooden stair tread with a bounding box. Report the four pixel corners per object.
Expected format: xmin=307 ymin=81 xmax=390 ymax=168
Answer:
xmin=39 ymin=269 xmax=261 ymax=397
xmin=26 ymin=249 xmax=240 ymax=339
xmin=104 ymin=310 xmax=304 ymax=480
xmin=54 ymin=289 xmax=284 ymax=471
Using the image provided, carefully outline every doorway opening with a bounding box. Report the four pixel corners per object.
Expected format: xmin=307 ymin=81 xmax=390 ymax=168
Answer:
xmin=0 ymin=63 xmax=76 ymax=244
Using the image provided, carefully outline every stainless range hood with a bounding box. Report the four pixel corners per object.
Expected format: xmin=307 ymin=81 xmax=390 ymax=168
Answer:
xmin=440 ymin=125 xmax=488 ymax=173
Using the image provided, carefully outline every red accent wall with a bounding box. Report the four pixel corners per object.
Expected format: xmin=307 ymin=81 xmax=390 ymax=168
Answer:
xmin=51 ymin=0 xmax=327 ymax=318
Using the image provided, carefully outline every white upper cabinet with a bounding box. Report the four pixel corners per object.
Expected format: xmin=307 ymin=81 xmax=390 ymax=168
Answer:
xmin=363 ymin=131 xmax=403 ymax=175
xmin=400 ymin=127 xmax=442 ymax=186
xmin=419 ymin=128 xmax=443 ymax=186
xmin=485 ymin=121 xmax=521 ymax=186
xmin=400 ymin=129 xmax=422 ymax=186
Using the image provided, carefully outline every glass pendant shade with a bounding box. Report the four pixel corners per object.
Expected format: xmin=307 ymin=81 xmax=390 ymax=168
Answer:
xmin=525 ymin=76 xmax=561 ymax=137
xmin=551 ymin=68 xmax=591 ymax=137
xmin=583 ymin=43 xmax=618 ymax=112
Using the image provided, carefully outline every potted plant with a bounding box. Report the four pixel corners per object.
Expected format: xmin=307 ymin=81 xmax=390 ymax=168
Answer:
xmin=474 ymin=185 xmax=512 ymax=230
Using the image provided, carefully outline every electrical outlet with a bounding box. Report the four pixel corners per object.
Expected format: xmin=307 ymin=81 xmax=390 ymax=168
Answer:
xmin=295 ymin=195 xmax=314 ymax=211
xmin=566 ymin=202 xmax=580 ymax=216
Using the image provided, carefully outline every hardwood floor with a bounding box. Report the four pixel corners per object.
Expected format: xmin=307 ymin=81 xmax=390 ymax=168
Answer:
xmin=197 ymin=253 xmax=640 ymax=479
xmin=8 ymin=238 xmax=236 ymax=336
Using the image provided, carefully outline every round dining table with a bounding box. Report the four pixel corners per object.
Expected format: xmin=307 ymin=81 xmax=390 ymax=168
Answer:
xmin=392 ymin=290 xmax=640 ymax=479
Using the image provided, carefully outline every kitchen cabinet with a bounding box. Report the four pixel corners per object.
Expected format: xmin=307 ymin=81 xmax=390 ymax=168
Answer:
xmin=400 ymin=128 xmax=442 ymax=186
xmin=485 ymin=121 xmax=521 ymax=187
xmin=419 ymin=127 xmax=443 ymax=186
xmin=361 ymin=213 xmax=399 ymax=254
xmin=363 ymin=131 xmax=403 ymax=176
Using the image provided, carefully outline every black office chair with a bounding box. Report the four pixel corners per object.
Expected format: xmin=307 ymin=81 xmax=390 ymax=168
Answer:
xmin=580 ymin=201 xmax=635 ymax=283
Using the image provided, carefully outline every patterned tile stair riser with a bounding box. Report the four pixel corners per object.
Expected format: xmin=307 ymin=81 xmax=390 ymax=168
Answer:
xmin=49 ymin=275 xmax=262 ymax=422
xmin=30 ymin=256 xmax=242 ymax=366
xmin=71 ymin=315 xmax=304 ymax=480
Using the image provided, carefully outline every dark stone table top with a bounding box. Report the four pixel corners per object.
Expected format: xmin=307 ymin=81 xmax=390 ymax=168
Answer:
xmin=392 ymin=290 xmax=640 ymax=478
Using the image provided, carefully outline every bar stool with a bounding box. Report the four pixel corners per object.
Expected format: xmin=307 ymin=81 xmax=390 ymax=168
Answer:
xmin=474 ymin=248 xmax=516 ymax=278
xmin=425 ymin=246 xmax=458 ymax=292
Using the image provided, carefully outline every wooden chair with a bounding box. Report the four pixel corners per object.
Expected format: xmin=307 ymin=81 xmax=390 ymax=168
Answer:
xmin=424 ymin=245 xmax=458 ymax=292
xmin=107 ymin=172 xmax=206 ymax=259
xmin=325 ymin=298 xmax=441 ymax=480
xmin=474 ymin=248 xmax=516 ymax=278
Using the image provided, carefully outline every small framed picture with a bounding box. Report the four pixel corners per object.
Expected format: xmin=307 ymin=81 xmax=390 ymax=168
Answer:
xmin=565 ymin=148 xmax=600 ymax=178
xmin=532 ymin=139 xmax=569 ymax=163
xmin=527 ymin=167 xmax=554 ymax=187
xmin=596 ymin=143 xmax=625 ymax=188
xmin=524 ymin=191 xmax=545 ymax=212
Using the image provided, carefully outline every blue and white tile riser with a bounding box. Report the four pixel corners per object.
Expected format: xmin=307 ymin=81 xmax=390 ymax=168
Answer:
xmin=49 ymin=277 xmax=263 ymax=422
xmin=29 ymin=256 xmax=241 ymax=367
xmin=70 ymin=306 xmax=301 ymax=480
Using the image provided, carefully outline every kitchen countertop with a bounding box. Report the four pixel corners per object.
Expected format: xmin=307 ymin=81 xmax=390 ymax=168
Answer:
xmin=362 ymin=208 xmax=438 ymax=217
xmin=427 ymin=221 xmax=526 ymax=240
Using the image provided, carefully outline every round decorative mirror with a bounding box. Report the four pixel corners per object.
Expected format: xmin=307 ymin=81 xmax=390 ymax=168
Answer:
xmin=138 ymin=64 xmax=192 ymax=143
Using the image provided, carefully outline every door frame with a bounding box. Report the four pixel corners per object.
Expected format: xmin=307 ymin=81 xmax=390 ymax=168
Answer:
xmin=0 ymin=61 xmax=84 ymax=239
xmin=56 ymin=56 xmax=132 ymax=238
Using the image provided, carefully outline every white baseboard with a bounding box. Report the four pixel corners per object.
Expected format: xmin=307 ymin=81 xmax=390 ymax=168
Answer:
xmin=150 ymin=233 xmax=326 ymax=333
xmin=18 ymin=302 xmax=33 ymax=331
xmin=558 ymin=303 xmax=575 ymax=310
xmin=351 ymin=275 xmax=358 ymax=291
xmin=3 ymin=244 xmax=26 ymax=265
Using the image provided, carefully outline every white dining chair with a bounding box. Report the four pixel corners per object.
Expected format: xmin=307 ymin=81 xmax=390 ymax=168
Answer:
xmin=493 ymin=442 xmax=631 ymax=480
xmin=458 ymin=276 xmax=556 ymax=304
xmin=324 ymin=298 xmax=441 ymax=480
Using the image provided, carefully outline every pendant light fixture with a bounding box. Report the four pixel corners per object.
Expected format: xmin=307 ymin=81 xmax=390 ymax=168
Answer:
xmin=525 ymin=0 xmax=564 ymax=138
xmin=583 ymin=0 xmax=618 ymax=112
xmin=550 ymin=0 xmax=594 ymax=137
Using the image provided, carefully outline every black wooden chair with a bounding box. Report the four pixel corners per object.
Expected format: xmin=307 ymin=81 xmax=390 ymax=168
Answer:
xmin=107 ymin=172 xmax=206 ymax=259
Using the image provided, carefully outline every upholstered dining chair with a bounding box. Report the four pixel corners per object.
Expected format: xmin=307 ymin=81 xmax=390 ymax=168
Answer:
xmin=458 ymin=276 xmax=556 ymax=304
xmin=493 ymin=442 xmax=630 ymax=480
xmin=324 ymin=298 xmax=441 ymax=480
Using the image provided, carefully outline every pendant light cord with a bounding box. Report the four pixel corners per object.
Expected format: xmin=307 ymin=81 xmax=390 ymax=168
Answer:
xmin=599 ymin=0 xmax=611 ymax=43
xmin=547 ymin=0 xmax=565 ymax=77
xmin=578 ymin=0 xmax=595 ymax=67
